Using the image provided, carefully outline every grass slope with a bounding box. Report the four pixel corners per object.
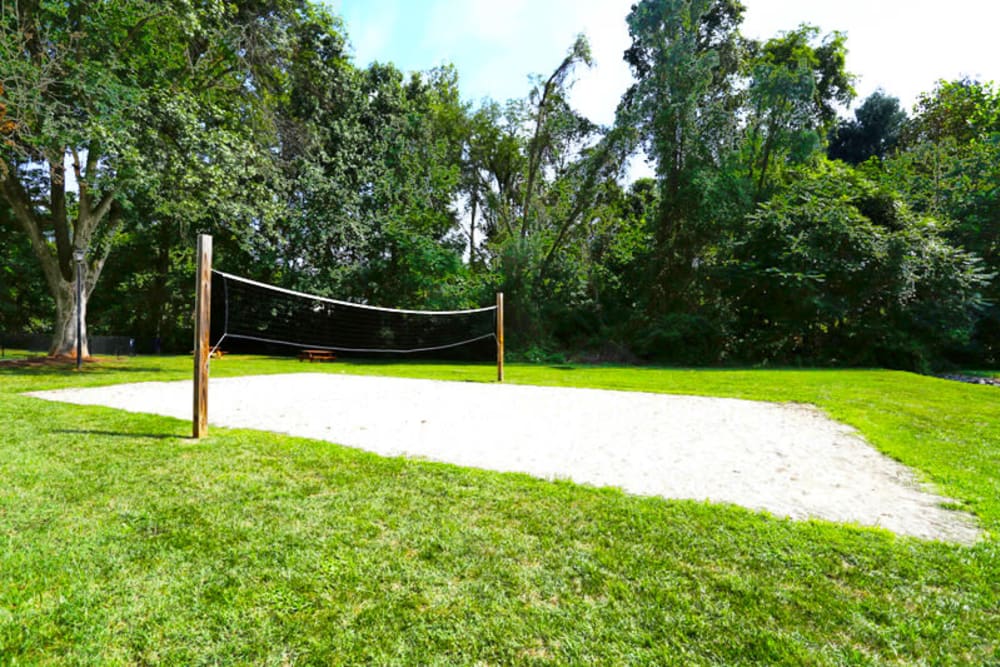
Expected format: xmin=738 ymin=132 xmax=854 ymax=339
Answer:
xmin=1 ymin=356 xmax=998 ymax=664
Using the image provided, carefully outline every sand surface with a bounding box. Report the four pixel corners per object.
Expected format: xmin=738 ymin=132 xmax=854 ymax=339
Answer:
xmin=29 ymin=373 xmax=980 ymax=543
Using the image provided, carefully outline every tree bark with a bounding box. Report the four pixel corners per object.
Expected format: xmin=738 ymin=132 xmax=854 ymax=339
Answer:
xmin=1 ymin=152 xmax=119 ymax=357
xmin=51 ymin=277 xmax=89 ymax=357
xmin=469 ymin=188 xmax=478 ymax=271
xmin=519 ymin=39 xmax=589 ymax=239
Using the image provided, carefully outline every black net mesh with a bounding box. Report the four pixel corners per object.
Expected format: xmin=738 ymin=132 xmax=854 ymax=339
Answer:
xmin=210 ymin=271 xmax=497 ymax=359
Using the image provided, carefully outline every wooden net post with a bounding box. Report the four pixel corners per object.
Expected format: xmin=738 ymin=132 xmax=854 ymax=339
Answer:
xmin=193 ymin=234 xmax=212 ymax=438
xmin=496 ymin=292 xmax=504 ymax=383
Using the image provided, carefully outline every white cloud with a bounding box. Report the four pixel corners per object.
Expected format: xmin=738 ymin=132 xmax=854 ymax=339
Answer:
xmin=740 ymin=0 xmax=1000 ymax=111
xmin=351 ymin=21 xmax=393 ymax=63
xmin=335 ymin=0 xmax=637 ymax=122
xmin=337 ymin=0 xmax=1000 ymax=125
xmin=564 ymin=0 xmax=635 ymax=125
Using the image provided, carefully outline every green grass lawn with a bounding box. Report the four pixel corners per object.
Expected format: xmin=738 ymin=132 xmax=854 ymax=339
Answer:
xmin=1 ymin=356 xmax=998 ymax=664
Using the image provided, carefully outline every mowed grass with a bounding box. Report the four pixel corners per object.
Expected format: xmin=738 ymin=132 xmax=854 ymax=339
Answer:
xmin=1 ymin=357 xmax=998 ymax=664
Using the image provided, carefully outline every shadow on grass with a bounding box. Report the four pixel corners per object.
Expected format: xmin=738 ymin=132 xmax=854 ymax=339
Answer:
xmin=0 ymin=363 xmax=167 ymax=376
xmin=53 ymin=429 xmax=182 ymax=440
xmin=329 ymin=357 xmax=493 ymax=367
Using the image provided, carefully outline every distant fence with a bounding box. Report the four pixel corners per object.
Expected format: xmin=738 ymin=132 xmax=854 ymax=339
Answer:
xmin=90 ymin=336 xmax=136 ymax=356
xmin=0 ymin=333 xmax=49 ymax=353
xmin=0 ymin=333 xmax=137 ymax=357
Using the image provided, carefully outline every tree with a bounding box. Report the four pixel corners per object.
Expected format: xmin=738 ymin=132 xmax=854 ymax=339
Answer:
xmin=578 ymin=178 xmax=657 ymax=346
xmin=828 ymin=90 xmax=907 ymax=164
xmin=361 ymin=65 xmax=473 ymax=308
xmin=623 ymin=0 xmax=746 ymax=192
xmin=903 ymin=78 xmax=1000 ymax=146
xmin=743 ymin=25 xmax=853 ymax=199
xmin=0 ymin=1 xmax=290 ymax=356
xmin=723 ymin=161 xmax=990 ymax=368
xmin=518 ymin=35 xmax=593 ymax=238
xmin=270 ymin=57 xmax=475 ymax=309
xmin=461 ymin=101 xmax=524 ymax=271
xmin=451 ymin=36 xmax=630 ymax=345
xmin=76 ymin=4 xmax=370 ymax=353
xmin=620 ymin=0 xmax=748 ymax=312
xmin=883 ymin=79 xmax=1000 ymax=363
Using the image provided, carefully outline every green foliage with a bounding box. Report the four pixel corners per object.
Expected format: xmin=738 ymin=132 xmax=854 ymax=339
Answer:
xmin=744 ymin=25 xmax=853 ymax=198
xmin=621 ymin=0 xmax=748 ymax=314
xmin=586 ymin=179 xmax=658 ymax=324
xmin=881 ymin=79 xmax=1000 ymax=365
xmin=723 ymin=161 xmax=989 ymax=368
xmin=631 ymin=312 xmax=727 ymax=363
xmin=86 ymin=221 xmax=197 ymax=351
xmin=365 ymin=225 xmax=471 ymax=310
xmin=0 ymin=205 xmax=51 ymax=333
xmin=623 ymin=0 xmax=747 ymax=175
xmin=0 ymin=0 xmax=315 ymax=353
xmin=904 ymin=78 xmax=1000 ymax=146
xmin=828 ymin=90 xmax=907 ymax=164
xmin=456 ymin=36 xmax=630 ymax=349
xmin=265 ymin=54 xmax=476 ymax=310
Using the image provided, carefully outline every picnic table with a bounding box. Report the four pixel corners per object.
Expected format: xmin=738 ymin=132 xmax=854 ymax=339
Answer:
xmin=298 ymin=349 xmax=337 ymax=362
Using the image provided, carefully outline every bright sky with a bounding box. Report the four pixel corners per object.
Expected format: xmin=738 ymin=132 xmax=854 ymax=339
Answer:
xmin=328 ymin=0 xmax=1000 ymax=126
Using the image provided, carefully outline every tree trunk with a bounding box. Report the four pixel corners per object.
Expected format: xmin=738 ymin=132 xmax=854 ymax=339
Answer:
xmin=2 ymin=158 xmax=120 ymax=360
xmin=50 ymin=274 xmax=89 ymax=357
xmin=469 ymin=190 xmax=478 ymax=272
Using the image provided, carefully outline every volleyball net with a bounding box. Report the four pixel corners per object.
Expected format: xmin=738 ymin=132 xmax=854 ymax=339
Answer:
xmin=209 ymin=270 xmax=499 ymax=357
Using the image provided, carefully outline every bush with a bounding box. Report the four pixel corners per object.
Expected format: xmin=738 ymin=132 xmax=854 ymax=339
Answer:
xmin=722 ymin=161 xmax=990 ymax=369
xmin=630 ymin=313 xmax=727 ymax=365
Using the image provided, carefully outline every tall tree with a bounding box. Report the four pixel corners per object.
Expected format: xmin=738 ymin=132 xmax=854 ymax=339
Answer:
xmin=263 ymin=48 xmax=478 ymax=310
xmin=828 ymin=90 xmax=907 ymax=164
xmin=620 ymin=0 xmax=748 ymax=313
xmin=80 ymin=4 xmax=356 ymax=352
xmin=519 ymin=35 xmax=594 ymax=239
xmin=460 ymin=37 xmax=628 ymax=342
xmin=0 ymin=1 xmax=289 ymax=355
xmin=461 ymin=102 xmax=523 ymax=270
xmin=743 ymin=25 xmax=853 ymax=198
xmin=883 ymin=79 xmax=1000 ymax=363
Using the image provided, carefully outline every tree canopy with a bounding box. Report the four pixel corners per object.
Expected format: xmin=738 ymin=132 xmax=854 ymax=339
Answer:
xmin=828 ymin=91 xmax=907 ymax=164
